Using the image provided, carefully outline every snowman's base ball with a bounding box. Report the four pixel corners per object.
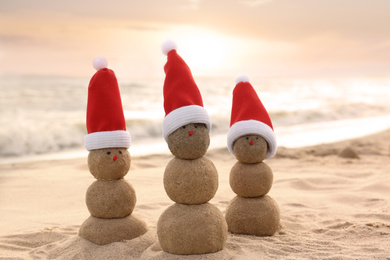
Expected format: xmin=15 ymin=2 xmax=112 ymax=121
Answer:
xmin=157 ymin=203 xmax=227 ymax=255
xmin=225 ymin=195 xmax=280 ymax=236
xmin=164 ymin=157 xmax=218 ymax=205
xmin=79 ymin=214 xmax=148 ymax=245
xmin=86 ymin=179 xmax=136 ymax=218
xmin=230 ymin=161 xmax=273 ymax=197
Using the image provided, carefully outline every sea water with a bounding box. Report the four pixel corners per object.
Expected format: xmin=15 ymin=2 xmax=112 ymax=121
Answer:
xmin=1 ymin=75 xmax=390 ymax=162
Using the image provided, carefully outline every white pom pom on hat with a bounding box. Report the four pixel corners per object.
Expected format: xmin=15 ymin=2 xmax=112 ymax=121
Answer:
xmin=93 ymin=56 xmax=108 ymax=71
xmin=235 ymin=75 xmax=250 ymax=84
xmin=162 ymin=40 xmax=177 ymax=56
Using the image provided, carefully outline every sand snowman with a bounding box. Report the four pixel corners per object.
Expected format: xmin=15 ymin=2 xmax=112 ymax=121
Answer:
xmin=156 ymin=41 xmax=228 ymax=255
xmin=78 ymin=58 xmax=148 ymax=245
xmin=225 ymin=76 xmax=280 ymax=236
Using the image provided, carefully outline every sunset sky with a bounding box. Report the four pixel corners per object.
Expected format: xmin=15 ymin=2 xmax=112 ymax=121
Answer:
xmin=0 ymin=0 xmax=390 ymax=78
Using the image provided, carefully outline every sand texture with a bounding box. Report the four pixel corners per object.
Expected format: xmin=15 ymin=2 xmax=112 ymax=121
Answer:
xmin=232 ymin=135 xmax=268 ymax=163
xmin=79 ymin=214 xmax=148 ymax=245
xmin=164 ymin=157 xmax=218 ymax=204
xmin=1 ymin=129 xmax=390 ymax=259
xmin=157 ymin=203 xmax=227 ymax=255
xmin=225 ymin=195 xmax=280 ymax=236
xmin=167 ymin=123 xmax=210 ymax=159
xmin=229 ymin=161 xmax=273 ymax=197
xmin=86 ymin=179 xmax=136 ymax=218
xmin=88 ymin=148 xmax=131 ymax=180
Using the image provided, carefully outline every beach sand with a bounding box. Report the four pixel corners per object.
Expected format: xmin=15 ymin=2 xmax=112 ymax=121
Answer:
xmin=1 ymin=130 xmax=390 ymax=259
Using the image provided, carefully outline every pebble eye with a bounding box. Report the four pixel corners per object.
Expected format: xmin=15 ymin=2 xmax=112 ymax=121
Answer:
xmin=106 ymin=151 xmax=111 ymax=155
xmin=182 ymin=125 xmax=186 ymax=129
xmin=194 ymin=125 xmax=198 ymax=128
xmin=119 ymin=150 xmax=122 ymax=154
xmin=246 ymin=137 xmax=249 ymax=140
xmin=256 ymin=137 xmax=259 ymax=140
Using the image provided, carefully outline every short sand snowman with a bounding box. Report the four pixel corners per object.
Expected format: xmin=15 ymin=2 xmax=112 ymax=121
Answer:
xmin=225 ymin=76 xmax=280 ymax=236
xmin=157 ymin=41 xmax=228 ymax=255
xmin=79 ymin=58 xmax=148 ymax=245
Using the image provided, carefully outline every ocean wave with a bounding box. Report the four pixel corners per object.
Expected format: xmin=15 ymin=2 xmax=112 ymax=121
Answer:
xmin=1 ymin=104 xmax=389 ymax=158
xmin=1 ymin=75 xmax=390 ymax=158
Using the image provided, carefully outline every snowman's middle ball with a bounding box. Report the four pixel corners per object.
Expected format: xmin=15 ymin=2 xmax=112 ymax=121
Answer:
xmin=164 ymin=156 xmax=218 ymax=204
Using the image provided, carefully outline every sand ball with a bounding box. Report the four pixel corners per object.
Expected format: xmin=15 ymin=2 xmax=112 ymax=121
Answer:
xmin=88 ymin=148 xmax=131 ymax=180
xmin=338 ymin=146 xmax=360 ymax=159
xmin=167 ymin=123 xmax=210 ymax=159
xmin=225 ymin=195 xmax=280 ymax=236
xmin=233 ymin=135 xmax=268 ymax=163
xmin=230 ymin=161 xmax=273 ymax=197
xmin=164 ymin=157 xmax=218 ymax=204
xmin=79 ymin=214 xmax=148 ymax=245
xmin=157 ymin=203 xmax=227 ymax=255
xmin=86 ymin=179 xmax=136 ymax=219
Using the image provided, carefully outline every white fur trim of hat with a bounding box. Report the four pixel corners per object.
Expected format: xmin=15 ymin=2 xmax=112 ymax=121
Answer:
xmin=84 ymin=130 xmax=131 ymax=151
xmin=162 ymin=105 xmax=211 ymax=141
xmin=227 ymin=119 xmax=277 ymax=159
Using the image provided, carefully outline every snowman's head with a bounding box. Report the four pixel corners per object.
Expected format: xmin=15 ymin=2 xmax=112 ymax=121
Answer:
xmin=232 ymin=134 xmax=268 ymax=163
xmin=167 ymin=123 xmax=210 ymax=159
xmin=88 ymin=148 xmax=131 ymax=180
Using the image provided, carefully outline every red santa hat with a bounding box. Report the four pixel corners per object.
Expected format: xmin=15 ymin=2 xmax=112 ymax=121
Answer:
xmin=161 ymin=40 xmax=211 ymax=141
xmin=84 ymin=57 xmax=131 ymax=151
xmin=227 ymin=75 xmax=276 ymax=158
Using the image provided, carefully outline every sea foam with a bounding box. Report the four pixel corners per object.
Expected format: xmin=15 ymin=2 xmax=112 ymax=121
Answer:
xmin=1 ymin=75 xmax=390 ymax=160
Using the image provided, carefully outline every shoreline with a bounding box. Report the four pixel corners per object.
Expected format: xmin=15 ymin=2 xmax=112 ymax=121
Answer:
xmin=2 ymin=114 xmax=390 ymax=165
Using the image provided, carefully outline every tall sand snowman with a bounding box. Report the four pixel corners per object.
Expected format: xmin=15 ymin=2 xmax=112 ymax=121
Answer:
xmin=157 ymin=41 xmax=228 ymax=255
xmin=79 ymin=57 xmax=148 ymax=245
xmin=225 ymin=76 xmax=280 ymax=236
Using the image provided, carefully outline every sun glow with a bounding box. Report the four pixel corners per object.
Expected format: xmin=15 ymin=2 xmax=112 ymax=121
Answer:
xmin=170 ymin=27 xmax=234 ymax=74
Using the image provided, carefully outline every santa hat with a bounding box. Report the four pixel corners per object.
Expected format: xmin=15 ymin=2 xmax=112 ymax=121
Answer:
xmin=84 ymin=57 xmax=131 ymax=151
xmin=227 ymin=75 xmax=276 ymax=158
xmin=161 ymin=40 xmax=211 ymax=141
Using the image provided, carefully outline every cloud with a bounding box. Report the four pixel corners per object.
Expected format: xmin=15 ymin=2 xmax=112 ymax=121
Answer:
xmin=0 ymin=34 xmax=44 ymax=46
xmin=188 ymin=0 xmax=200 ymax=9
xmin=124 ymin=24 xmax=168 ymax=32
xmin=240 ymin=0 xmax=273 ymax=7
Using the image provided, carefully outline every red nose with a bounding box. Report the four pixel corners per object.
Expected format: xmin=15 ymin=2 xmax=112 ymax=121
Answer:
xmin=188 ymin=130 xmax=193 ymax=136
xmin=113 ymin=155 xmax=118 ymax=161
xmin=249 ymin=140 xmax=254 ymax=145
